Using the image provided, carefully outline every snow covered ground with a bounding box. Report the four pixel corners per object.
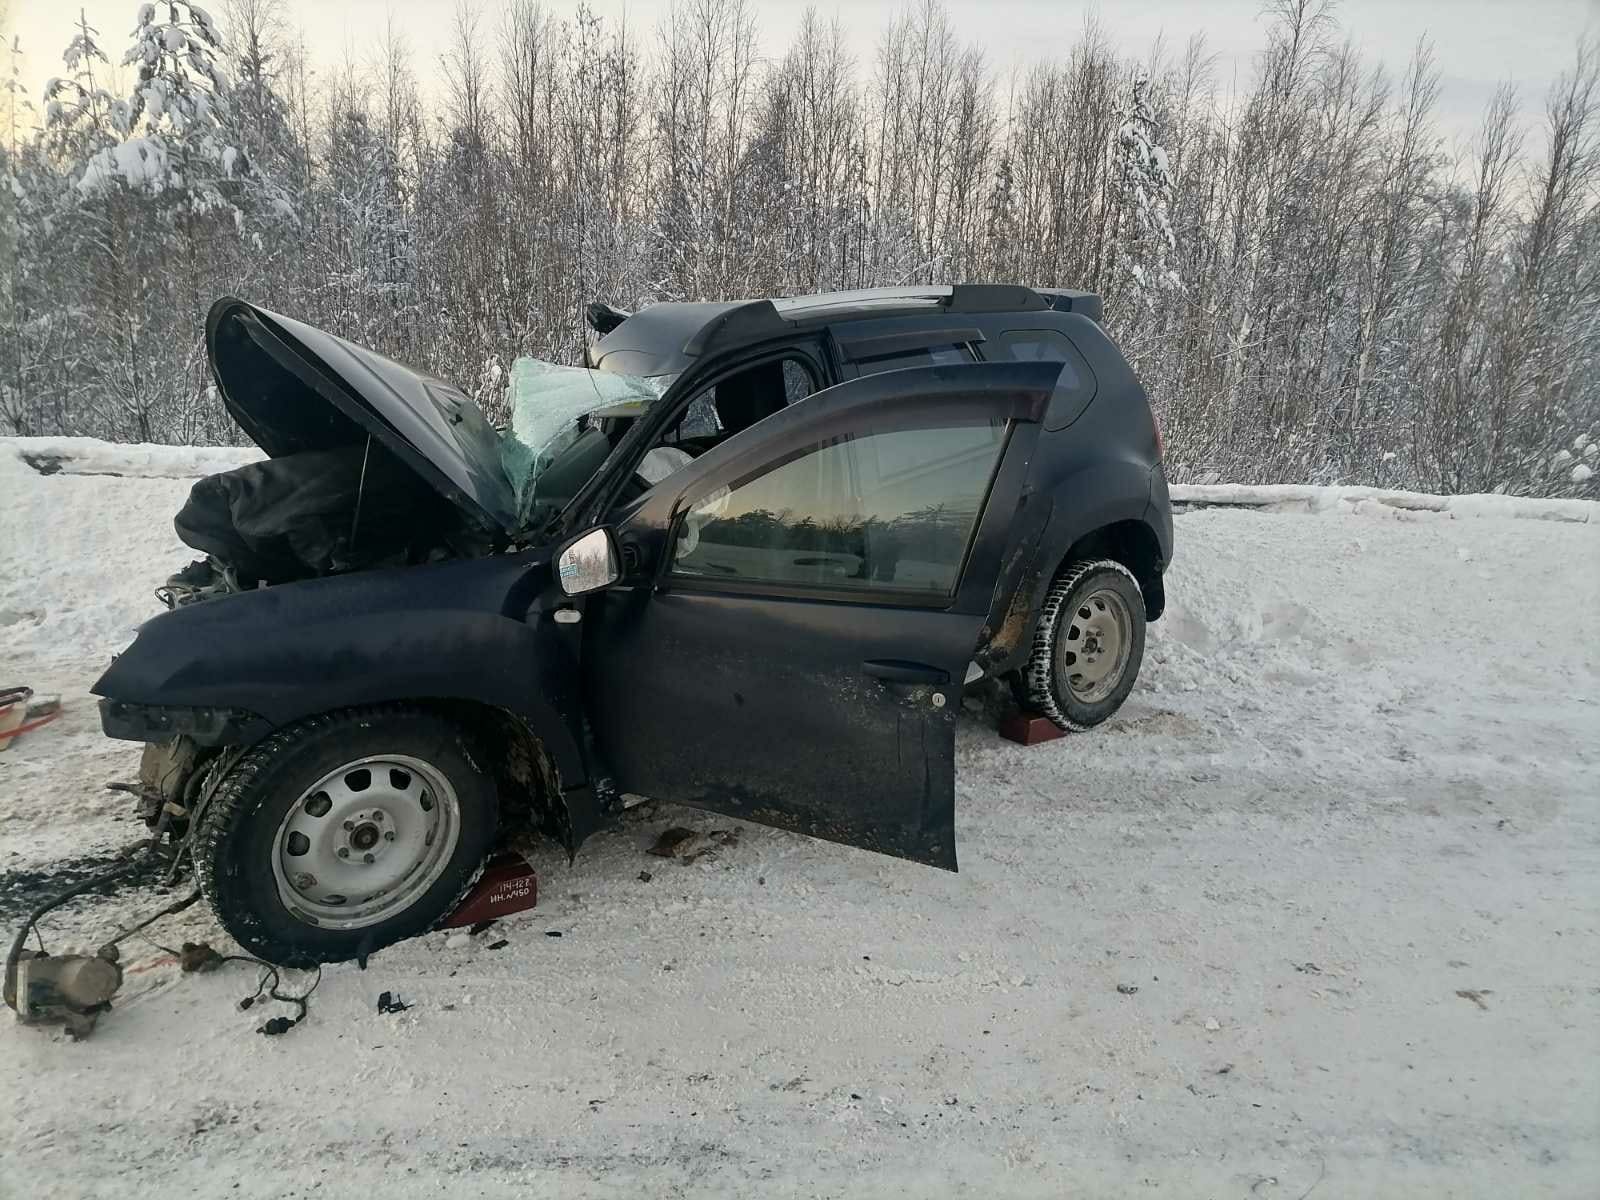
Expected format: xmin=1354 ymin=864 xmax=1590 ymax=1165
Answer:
xmin=2 ymin=439 xmax=1598 ymax=1199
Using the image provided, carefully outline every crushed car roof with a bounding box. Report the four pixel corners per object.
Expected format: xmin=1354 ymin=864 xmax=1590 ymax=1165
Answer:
xmin=588 ymin=284 xmax=1102 ymax=379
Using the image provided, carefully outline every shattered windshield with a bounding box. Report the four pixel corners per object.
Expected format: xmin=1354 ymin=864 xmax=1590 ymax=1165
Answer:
xmin=500 ymin=357 xmax=672 ymax=527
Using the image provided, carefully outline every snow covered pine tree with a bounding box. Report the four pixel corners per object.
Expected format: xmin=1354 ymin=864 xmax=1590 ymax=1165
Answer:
xmin=1114 ymin=68 xmax=1180 ymax=308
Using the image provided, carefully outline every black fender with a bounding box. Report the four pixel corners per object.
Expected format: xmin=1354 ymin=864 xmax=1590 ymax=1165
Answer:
xmin=92 ymin=552 xmax=603 ymax=850
xmin=1033 ymin=457 xmax=1166 ymax=588
xmin=978 ymin=457 xmax=1168 ymax=676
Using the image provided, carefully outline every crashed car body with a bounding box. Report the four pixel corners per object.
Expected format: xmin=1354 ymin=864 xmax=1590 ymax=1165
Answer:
xmin=94 ymin=284 xmax=1172 ymax=964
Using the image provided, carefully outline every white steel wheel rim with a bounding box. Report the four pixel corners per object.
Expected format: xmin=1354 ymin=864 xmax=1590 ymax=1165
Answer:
xmin=1057 ymin=586 xmax=1134 ymax=705
xmin=271 ymin=754 xmax=461 ymax=931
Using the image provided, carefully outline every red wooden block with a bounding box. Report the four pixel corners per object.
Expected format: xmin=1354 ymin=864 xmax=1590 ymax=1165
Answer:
xmin=998 ymin=712 xmax=1067 ymax=746
xmin=438 ymin=852 xmax=538 ymax=928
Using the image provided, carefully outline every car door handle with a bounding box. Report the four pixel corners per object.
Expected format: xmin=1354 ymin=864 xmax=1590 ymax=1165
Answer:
xmin=861 ymin=660 xmax=950 ymax=685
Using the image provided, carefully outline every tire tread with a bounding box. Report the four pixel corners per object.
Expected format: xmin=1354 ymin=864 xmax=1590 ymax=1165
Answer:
xmin=194 ymin=704 xmax=496 ymax=965
xmin=1023 ymin=558 xmax=1143 ymax=732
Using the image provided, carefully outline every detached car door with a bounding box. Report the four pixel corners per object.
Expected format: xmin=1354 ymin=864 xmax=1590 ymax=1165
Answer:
xmin=582 ymin=361 xmax=1061 ymax=869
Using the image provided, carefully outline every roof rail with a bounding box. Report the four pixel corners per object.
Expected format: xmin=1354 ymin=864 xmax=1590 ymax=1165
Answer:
xmin=681 ymin=282 xmax=1097 ymax=359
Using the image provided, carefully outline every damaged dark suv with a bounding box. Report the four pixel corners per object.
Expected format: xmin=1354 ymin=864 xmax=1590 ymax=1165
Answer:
xmin=94 ymin=285 xmax=1172 ymax=964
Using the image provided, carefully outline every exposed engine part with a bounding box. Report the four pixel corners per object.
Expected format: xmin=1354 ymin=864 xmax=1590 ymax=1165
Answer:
xmin=4 ymin=946 xmax=123 ymax=1039
xmin=157 ymin=556 xmax=244 ymax=609
xmin=135 ymin=736 xmax=214 ymax=834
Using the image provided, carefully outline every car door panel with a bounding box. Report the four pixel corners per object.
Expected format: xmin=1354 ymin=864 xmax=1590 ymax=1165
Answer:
xmin=582 ymin=361 xmax=1063 ymax=869
xmin=585 ymin=588 xmax=979 ymax=866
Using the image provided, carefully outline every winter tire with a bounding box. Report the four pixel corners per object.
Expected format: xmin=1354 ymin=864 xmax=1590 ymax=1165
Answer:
xmin=1022 ymin=559 xmax=1146 ymax=731
xmin=194 ymin=706 xmax=499 ymax=966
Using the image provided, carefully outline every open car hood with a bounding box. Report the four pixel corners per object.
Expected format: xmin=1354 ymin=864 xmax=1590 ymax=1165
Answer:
xmin=206 ymin=297 xmax=518 ymax=536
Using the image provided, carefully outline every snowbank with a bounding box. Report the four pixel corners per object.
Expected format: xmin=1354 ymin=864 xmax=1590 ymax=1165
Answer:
xmin=6 ymin=437 xmax=1597 ymax=525
xmin=2 ymin=435 xmax=261 ymax=479
xmin=1170 ymin=481 xmax=1597 ymax=523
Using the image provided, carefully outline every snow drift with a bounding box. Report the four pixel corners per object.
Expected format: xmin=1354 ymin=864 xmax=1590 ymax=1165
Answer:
xmin=1 ymin=437 xmax=1597 ymax=1198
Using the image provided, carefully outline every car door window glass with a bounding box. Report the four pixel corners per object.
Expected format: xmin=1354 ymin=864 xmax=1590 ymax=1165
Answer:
xmin=671 ymin=355 xmax=819 ymax=444
xmin=854 ymin=343 xmax=976 ymax=376
xmin=675 ymin=393 xmax=721 ymax=439
xmin=672 ymin=422 xmax=1006 ymax=596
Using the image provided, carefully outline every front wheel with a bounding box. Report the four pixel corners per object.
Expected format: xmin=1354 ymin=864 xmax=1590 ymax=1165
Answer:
xmin=1022 ymin=559 xmax=1146 ymax=731
xmin=194 ymin=707 xmax=499 ymax=965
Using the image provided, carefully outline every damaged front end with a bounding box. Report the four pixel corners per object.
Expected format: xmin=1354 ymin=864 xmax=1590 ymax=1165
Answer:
xmin=72 ymin=299 xmax=662 ymax=969
xmin=162 ymin=299 xmax=669 ymax=604
xmin=126 ymin=736 xmax=241 ymax=839
xmin=158 ymin=298 xmax=520 ymax=603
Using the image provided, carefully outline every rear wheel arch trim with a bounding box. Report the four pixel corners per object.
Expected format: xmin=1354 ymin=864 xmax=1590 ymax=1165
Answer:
xmin=1032 ymin=512 xmax=1166 ymax=624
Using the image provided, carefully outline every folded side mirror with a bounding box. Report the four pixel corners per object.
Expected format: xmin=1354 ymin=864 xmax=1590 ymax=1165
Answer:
xmin=556 ymin=527 xmax=619 ymax=596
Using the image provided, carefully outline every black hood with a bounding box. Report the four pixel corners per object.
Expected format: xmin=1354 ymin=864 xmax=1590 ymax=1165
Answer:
xmin=206 ymin=297 xmax=518 ymax=535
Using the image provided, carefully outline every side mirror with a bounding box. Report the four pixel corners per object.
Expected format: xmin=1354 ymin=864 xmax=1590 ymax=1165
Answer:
xmin=555 ymin=527 xmax=619 ymax=596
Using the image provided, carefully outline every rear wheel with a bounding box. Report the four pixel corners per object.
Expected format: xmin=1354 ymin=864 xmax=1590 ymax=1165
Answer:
xmin=1022 ymin=559 xmax=1146 ymax=731
xmin=194 ymin=707 xmax=498 ymax=965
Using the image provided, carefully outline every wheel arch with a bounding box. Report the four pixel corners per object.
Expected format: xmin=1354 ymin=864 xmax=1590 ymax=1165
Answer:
xmin=981 ymin=509 xmax=1166 ymax=680
xmin=1053 ymin=518 xmax=1166 ymax=621
xmin=425 ymin=698 xmax=577 ymax=855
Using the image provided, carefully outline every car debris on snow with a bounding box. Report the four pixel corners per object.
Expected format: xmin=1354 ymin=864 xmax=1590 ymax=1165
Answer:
xmin=179 ymin=941 xmax=223 ymax=973
xmin=4 ymin=443 xmax=1597 ymax=1195
xmin=647 ymin=826 xmax=741 ymax=862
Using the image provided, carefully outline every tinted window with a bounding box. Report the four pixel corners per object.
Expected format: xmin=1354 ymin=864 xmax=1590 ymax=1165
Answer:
xmin=671 ymin=422 xmax=1006 ymax=596
xmin=988 ymin=329 xmax=1096 ymax=428
xmin=994 ymin=329 xmax=1074 ymax=362
xmin=670 ymin=355 xmax=819 ymax=441
xmin=854 ymin=343 xmax=976 ymax=376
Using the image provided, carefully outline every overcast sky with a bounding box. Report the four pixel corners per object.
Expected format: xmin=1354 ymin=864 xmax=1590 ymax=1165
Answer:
xmin=6 ymin=0 xmax=1597 ymax=148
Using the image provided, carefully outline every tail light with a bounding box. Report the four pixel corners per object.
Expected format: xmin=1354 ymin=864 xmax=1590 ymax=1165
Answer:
xmin=1152 ymin=412 xmax=1165 ymax=461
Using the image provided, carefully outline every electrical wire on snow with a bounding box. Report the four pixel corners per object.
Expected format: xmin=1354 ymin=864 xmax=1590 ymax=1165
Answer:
xmin=4 ymin=795 xmax=319 ymax=1037
xmin=143 ymin=931 xmax=324 ymax=1036
xmin=4 ymin=838 xmax=155 ymax=990
xmin=106 ymin=889 xmax=202 ymax=946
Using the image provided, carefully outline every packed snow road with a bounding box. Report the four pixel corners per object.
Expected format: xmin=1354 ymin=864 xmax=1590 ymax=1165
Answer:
xmin=2 ymin=441 xmax=1597 ymax=1199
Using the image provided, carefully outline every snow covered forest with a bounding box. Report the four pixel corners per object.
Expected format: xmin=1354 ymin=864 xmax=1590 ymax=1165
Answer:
xmin=2 ymin=0 xmax=1597 ymax=496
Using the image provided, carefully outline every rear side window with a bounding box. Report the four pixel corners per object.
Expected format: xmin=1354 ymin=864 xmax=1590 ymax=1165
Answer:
xmin=987 ymin=329 xmax=1097 ymax=428
xmin=853 ymin=342 xmax=977 ymax=376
